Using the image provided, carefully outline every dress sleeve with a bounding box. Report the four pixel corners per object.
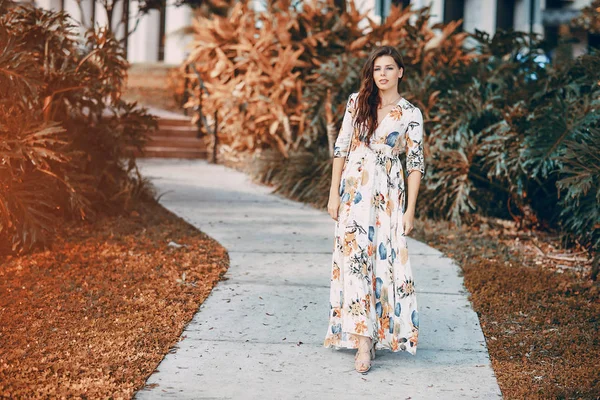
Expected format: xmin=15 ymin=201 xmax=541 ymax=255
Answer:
xmin=333 ymin=93 xmax=357 ymax=158
xmin=405 ymin=106 xmax=425 ymax=179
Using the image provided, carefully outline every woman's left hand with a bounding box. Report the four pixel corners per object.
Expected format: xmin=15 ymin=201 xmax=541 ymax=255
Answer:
xmin=403 ymin=208 xmax=415 ymax=236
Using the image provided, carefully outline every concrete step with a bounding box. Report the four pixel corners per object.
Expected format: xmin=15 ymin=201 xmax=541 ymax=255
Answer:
xmin=128 ymin=112 xmax=208 ymax=159
xmin=134 ymin=146 xmax=208 ymax=159
xmin=127 ymin=63 xmax=176 ymax=90
xmin=158 ymin=118 xmax=195 ymax=128
xmin=152 ymin=126 xmax=200 ymax=138
xmin=147 ymin=136 xmax=207 ymax=148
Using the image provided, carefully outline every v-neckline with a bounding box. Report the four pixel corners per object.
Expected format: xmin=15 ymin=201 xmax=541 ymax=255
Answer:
xmin=377 ymin=97 xmax=404 ymax=127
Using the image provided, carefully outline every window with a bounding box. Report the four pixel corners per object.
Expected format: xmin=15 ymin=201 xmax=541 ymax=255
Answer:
xmin=443 ymin=0 xmax=465 ymax=28
xmin=376 ymin=0 xmax=410 ymax=20
xmin=496 ymin=0 xmax=515 ymax=31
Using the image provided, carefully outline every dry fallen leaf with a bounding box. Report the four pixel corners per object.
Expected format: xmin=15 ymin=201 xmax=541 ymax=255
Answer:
xmin=0 ymin=200 xmax=229 ymax=398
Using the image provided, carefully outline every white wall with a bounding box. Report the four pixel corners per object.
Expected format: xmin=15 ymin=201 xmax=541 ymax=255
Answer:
xmin=514 ymin=0 xmax=544 ymax=35
xmin=571 ymin=0 xmax=592 ymax=9
xmin=127 ymin=9 xmax=161 ymax=63
xmin=514 ymin=0 xmax=531 ymax=33
xmin=35 ymin=0 xmax=595 ymax=64
xmin=463 ymin=0 xmax=496 ymax=34
xmin=427 ymin=0 xmax=444 ymax=25
xmin=95 ymin=0 xmax=125 ymax=40
xmin=164 ymin=3 xmax=193 ymax=64
xmin=355 ymin=0 xmax=381 ymax=27
xmin=35 ymin=0 xmax=62 ymax=12
xmin=61 ymin=0 xmax=94 ymax=27
xmin=354 ymin=0 xmax=444 ymax=29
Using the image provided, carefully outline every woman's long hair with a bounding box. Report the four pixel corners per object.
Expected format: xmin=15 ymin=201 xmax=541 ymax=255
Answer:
xmin=354 ymin=46 xmax=405 ymax=143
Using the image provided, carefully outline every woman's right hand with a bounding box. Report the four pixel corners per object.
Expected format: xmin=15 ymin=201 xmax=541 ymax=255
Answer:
xmin=328 ymin=193 xmax=341 ymax=221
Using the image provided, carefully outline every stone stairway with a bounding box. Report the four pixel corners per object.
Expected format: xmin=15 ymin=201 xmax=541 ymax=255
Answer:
xmin=123 ymin=63 xmax=209 ymax=159
xmin=131 ymin=107 xmax=208 ymax=159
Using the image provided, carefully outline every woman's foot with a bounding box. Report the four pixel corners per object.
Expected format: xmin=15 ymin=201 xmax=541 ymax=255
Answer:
xmin=354 ymin=337 xmax=373 ymax=374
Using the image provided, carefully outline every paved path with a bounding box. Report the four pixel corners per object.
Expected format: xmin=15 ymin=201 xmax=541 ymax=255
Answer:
xmin=135 ymin=159 xmax=503 ymax=400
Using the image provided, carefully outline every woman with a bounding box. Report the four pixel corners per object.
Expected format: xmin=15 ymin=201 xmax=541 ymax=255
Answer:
xmin=323 ymin=46 xmax=425 ymax=374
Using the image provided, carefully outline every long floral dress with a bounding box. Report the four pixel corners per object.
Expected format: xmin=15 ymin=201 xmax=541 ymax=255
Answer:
xmin=323 ymin=92 xmax=425 ymax=355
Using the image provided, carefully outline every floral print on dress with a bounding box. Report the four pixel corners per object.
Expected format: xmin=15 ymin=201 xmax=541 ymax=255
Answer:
xmin=324 ymin=92 xmax=425 ymax=356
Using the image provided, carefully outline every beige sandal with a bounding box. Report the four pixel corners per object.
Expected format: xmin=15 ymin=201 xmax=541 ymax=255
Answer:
xmin=354 ymin=338 xmax=374 ymax=374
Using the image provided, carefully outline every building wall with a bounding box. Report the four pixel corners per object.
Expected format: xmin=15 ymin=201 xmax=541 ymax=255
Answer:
xmin=35 ymin=0 xmax=61 ymax=13
xmin=463 ymin=0 xmax=497 ymax=34
xmin=34 ymin=0 xmax=595 ymax=64
xmin=514 ymin=0 xmax=532 ymax=33
xmin=427 ymin=0 xmax=444 ymax=25
xmin=164 ymin=3 xmax=193 ymax=65
xmin=362 ymin=0 xmax=444 ymax=26
xmin=127 ymin=8 xmax=161 ymax=63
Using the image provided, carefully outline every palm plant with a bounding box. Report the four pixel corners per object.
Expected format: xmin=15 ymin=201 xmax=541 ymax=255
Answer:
xmin=423 ymin=26 xmax=599 ymax=260
xmin=532 ymin=52 xmax=600 ymax=251
xmin=423 ymin=30 xmax=549 ymax=223
xmin=0 ymin=4 xmax=156 ymax=255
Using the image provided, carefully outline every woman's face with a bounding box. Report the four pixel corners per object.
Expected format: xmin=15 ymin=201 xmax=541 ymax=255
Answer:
xmin=372 ymin=55 xmax=403 ymax=92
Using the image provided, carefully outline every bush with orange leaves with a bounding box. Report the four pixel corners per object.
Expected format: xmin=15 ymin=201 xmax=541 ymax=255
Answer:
xmin=184 ymin=1 xmax=600 ymax=274
xmin=0 ymin=4 xmax=157 ymax=255
xmin=181 ymin=0 xmax=473 ymax=157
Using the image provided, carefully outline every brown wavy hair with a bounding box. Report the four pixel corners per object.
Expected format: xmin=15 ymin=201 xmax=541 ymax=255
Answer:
xmin=354 ymin=46 xmax=405 ymax=143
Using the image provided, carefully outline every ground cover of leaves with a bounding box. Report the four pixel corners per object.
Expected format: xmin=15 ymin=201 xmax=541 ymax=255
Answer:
xmin=413 ymin=219 xmax=599 ymax=399
xmin=0 ymin=199 xmax=229 ymax=398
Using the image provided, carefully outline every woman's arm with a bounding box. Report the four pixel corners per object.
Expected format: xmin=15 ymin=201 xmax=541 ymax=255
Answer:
xmin=328 ymin=157 xmax=346 ymax=221
xmin=403 ymin=107 xmax=425 ymax=235
xmin=328 ymin=93 xmax=357 ymax=221
xmin=404 ymin=170 xmax=422 ymax=227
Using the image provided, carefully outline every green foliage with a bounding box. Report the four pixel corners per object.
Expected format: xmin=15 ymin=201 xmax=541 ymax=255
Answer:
xmin=551 ymin=54 xmax=600 ymax=249
xmin=424 ymin=31 xmax=548 ymax=222
xmin=422 ymin=29 xmax=599 ymax=251
xmin=0 ymin=4 xmax=157 ymax=255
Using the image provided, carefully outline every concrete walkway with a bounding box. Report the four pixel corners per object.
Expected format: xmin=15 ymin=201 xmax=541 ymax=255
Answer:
xmin=135 ymin=159 xmax=503 ymax=400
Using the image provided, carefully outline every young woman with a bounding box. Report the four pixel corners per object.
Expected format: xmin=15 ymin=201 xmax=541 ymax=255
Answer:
xmin=323 ymin=46 xmax=425 ymax=374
